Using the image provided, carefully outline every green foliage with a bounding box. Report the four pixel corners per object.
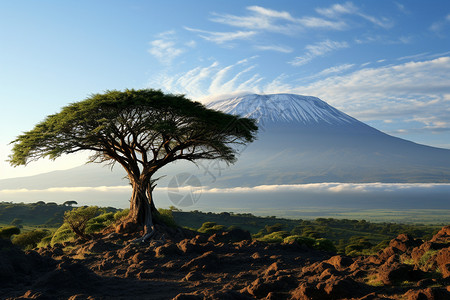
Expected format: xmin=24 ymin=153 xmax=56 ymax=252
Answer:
xmin=198 ymin=222 xmax=225 ymax=234
xmin=156 ymin=208 xmax=177 ymax=228
xmin=114 ymin=209 xmax=130 ymax=221
xmin=12 ymin=229 xmax=51 ymax=250
xmin=8 ymin=89 xmax=258 ymax=171
xmin=64 ymin=206 xmax=99 ymax=239
xmin=0 ymin=226 xmax=21 ymax=239
xmin=37 ymin=235 xmax=53 ymax=248
xmin=283 ymin=235 xmax=315 ymax=247
xmin=258 ymin=231 xmax=290 ymax=243
xmin=50 ymin=223 xmax=75 ymax=246
xmin=265 ymin=223 xmax=285 ymax=234
xmin=314 ymin=238 xmax=337 ymax=252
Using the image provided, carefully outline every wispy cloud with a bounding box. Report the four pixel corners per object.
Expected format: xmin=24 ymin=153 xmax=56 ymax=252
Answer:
xmin=210 ymin=5 xmax=347 ymax=34
xmin=290 ymin=40 xmax=349 ymax=66
xmin=0 ymin=186 xmax=131 ymax=194
xmin=316 ymin=1 xmax=393 ymax=29
xmin=184 ymin=26 xmax=257 ymax=44
xmin=254 ymin=45 xmax=293 ymax=53
xmin=430 ymin=13 xmax=450 ymax=34
xmin=148 ymin=30 xmax=185 ymax=64
xmin=150 ymin=57 xmax=263 ymax=100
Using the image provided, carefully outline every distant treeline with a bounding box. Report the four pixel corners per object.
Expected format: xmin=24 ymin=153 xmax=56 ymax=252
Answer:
xmin=0 ymin=202 xmax=442 ymax=256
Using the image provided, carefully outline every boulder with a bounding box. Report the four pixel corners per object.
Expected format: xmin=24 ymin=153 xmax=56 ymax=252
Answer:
xmin=377 ymin=262 xmax=423 ymax=285
xmin=182 ymin=251 xmax=220 ymax=271
xmin=155 ymin=242 xmax=181 ymax=257
xmin=389 ymin=234 xmax=421 ymax=253
xmin=430 ymin=226 xmax=450 ymax=243
xmin=326 ymin=255 xmax=354 ymax=271
xmin=406 ymin=287 xmax=450 ymax=300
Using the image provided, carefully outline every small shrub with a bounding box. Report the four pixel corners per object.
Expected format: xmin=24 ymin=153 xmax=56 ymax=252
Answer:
xmin=265 ymin=223 xmax=285 ymax=234
xmin=259 ymin=231 xmax=290 ymax=243
xmin=314 ymin=238 xmax=337 ymax=252
xmin=12 ymin=230 xmax=51 ymax=250
xmin=284 ymin=235 xmax=315 ymax=248
xmin=114 ymin=209 xmax=130 ymax=221
xmin=64 ymin=206 xmax=99 ymax=239
xmin=0 ymin=226 xmax=20 ymax=239
xmin=51 ymin=223 xmax=75 ymax=246
xmin=37 ymin=235 xmax=53 ymax=248
xmin=198 ymin=222 xmax=225 ymax=234
xmin=157 ymin=208 xmax=177 ymax=228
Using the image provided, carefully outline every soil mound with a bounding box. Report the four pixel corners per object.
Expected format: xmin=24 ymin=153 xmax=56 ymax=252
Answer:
xmin=2 ymin=225 xmax=449 ymax=299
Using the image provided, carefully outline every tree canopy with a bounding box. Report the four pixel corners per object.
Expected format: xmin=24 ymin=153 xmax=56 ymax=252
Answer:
xmin=9 ymin=89 xmax=258 ymax=239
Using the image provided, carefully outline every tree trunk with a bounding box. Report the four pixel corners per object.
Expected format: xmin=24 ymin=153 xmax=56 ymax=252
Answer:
xmin=128 ymin=183 xmax=156 ymax=242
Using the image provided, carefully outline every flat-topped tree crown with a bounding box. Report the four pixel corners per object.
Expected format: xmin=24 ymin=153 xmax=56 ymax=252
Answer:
xmin=9 ymin=89 xmax=258 ymax=240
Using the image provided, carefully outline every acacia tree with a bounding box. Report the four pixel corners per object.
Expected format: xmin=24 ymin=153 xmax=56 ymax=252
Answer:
xmin=9 ymin=89 xmax=258 ymax=241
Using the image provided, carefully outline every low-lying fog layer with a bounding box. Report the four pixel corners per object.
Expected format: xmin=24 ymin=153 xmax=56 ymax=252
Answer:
xmin=1 ymin=183 xmax=449 ymax=223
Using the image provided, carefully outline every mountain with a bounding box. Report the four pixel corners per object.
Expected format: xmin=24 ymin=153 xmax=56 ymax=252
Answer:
xmin=1 ymin=93 xmax=450 ymax=191
xmin=204 ymin=93 xmax=450 ymax=185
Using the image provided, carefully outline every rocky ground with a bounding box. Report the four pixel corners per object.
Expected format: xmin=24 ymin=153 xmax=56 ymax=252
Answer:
xmin=1 ymin=225 xmax=449 ymax=299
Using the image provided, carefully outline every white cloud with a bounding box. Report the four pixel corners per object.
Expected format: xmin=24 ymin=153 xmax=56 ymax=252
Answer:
xmin=315 ymin=63 xmax=355 ymax=76
xmin=290 ymin=40 xmax=349 ymax=66
xmin=210 ymin=5 xmax=347 ymax=34
xmin=316 ymin=1 xmax=393 ymax=29
xmin=0 ymin=186 xmax=131 ymax=194
xmin=316 ymin=2 xmax=358 ymax=18
xmin=184 ymin=26 xmax=257 ymax=44
xmin=430 ymin=13 xmax=450 ymax=33
xmin=254 ymin=45 xmax=293 ymax=53
xmin=148 ymin=31 xmax=185 ymax=64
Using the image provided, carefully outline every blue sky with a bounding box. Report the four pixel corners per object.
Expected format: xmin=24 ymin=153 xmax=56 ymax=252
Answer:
xmin=1 ymin=0 xmax=450 ymax=179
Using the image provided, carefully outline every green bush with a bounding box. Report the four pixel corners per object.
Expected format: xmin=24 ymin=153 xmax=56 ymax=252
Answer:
xmin=157 ymin=208 xmax=178 ymax=228
xmin=314 ymin=238 xmax=337 ymax=252
xmin=0 ymin=226 xmax=20 ymax=239
xmin=64 ymin=206 xmax=99 ymax=239
xmin=265 ymin=223 xmax=285 ymax=234
xmin=37 ymin=235 xmax=53 ymax=248
xmin=114 ymin=209 xmax=130 ymax=221
xmin=198 ymin=221 xmax=225 ymax=234
xmin=12 ymin=230 xmax=51 ymax=250
xmin=283 ymin=235 xmax=315 ymax=247
xmin=258 ymin=231 xmax=290 ymax=243
xmin=51 ymin=223 xmax=75 ymax=246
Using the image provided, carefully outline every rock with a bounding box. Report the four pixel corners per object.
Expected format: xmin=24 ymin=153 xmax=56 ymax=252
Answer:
xmin=377 ymin=262 xmax=423 ymax=285
xmin=245 ymin=278 xmax=284 ymax=298
xmin=182 ymin=251 xmax=220 ymax=271
xmin=406 ymin=287 xmax=450 ymax=300
xmin=290 ymin=283 xmax=328 ymax=300
xmin=209 ymin=290 xmax=253 ymax=300
xmin=430 ymin=225 xmax=450 ymax=243
xmin=263 ymin=262 xmax=280 ymax=277
xmin=172 ymin=293 xmax=204 ymax=300
xmin=155 ymin=242 xmax=181 ymax=257
xmin=389 ymin=234 xmax=421 ymax=253
xmin=326 ymin=255 xmax=354 ymax=271
xmin=131 ymin=252 xmax=145 ymax=265
xmin=117 ymin=244 xmax=138 ymax=259
xmin=322 ymin=276 xmax=367 ymax=299
xmin=182 ymin=271 xmax=205 ymax=281
xmin=435 ymin=248 xmax=450 ymax=278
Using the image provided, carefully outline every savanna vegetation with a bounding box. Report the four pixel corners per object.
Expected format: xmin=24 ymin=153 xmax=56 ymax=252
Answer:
xmin=0 ymin=202 xmax=441 ymax=256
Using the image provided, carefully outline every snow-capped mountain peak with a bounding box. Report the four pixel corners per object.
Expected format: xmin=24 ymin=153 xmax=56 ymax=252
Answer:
xmin=207 ymin=93 xmax=357 ymax=125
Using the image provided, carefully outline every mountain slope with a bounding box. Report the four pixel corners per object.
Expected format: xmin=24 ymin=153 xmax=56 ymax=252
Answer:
xmin=1 ymin=93 xmax=450 ymax=191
